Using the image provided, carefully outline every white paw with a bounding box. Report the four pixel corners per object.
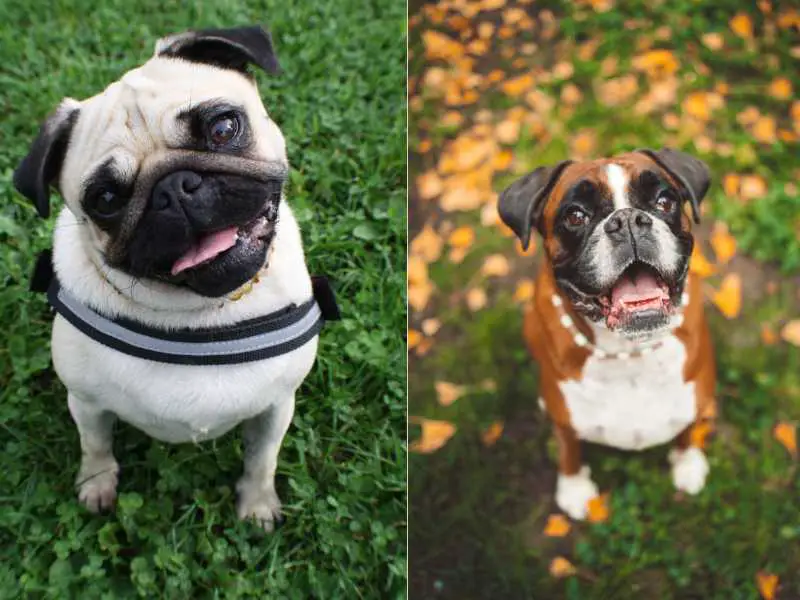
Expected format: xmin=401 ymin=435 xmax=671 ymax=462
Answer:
xmin=236 ymin=480 xmax=282 ymax=532
xmin=669 ymin=446 xmax=709 ymax=495
xmin=76 ymin=458 xmax=119 ymax=513
xmin=556 ymin=465 xmax=599 ymax=520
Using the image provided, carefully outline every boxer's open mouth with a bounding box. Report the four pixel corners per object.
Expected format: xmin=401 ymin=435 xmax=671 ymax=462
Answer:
xmin=171 ymin=205 xmax=276 ymax=276
xmin=598 ymin=261 xmax=676 ymax=332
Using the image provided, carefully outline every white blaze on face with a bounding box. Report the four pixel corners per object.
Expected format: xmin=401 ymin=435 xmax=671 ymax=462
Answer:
xmin=605 ymin=163 xmax=631 ymax=210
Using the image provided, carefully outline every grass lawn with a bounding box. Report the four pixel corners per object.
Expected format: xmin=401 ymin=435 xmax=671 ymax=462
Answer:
xmin=0 ymin=1 xmax=406 ymax=597
xmin=409 ymin=1 xmax=800 ymax=598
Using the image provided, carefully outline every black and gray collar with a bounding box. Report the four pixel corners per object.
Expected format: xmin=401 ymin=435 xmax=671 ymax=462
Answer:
xmin=34 ymin=252 xmax=340 ymax=365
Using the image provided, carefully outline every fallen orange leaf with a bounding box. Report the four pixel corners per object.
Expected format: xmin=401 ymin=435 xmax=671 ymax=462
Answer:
xmin=440 ymin=187 xmax=484 ymax=212
xmin=768 ymin=78 xmax=793 ymax=100
xmin=411 ymin=225 xmax=444 ymax=263
xmin=481 ymin=421 xmax=504 ymax=446
xmin=780 ymin=320 xmax=800 ymax=346
xmin=752 ymin=115 xmax=778 ymax=144
xmin=587 ymin=493 xmax=610 ymax=523
xmin=481 ymin=254 xmax=511 ymax=277
xmin=448 ymin=226 xmax=476 ymax=249
xmin=448 ymin=247 xmax=469 ymax=264
xmin=549 ymin=556 xmax=577 ymax=578
xmin=417 ymin=172 xmax=443 ymax=201
xmin=689 ymin=246 xmax=717 ymax=278
xmin=502 ymin=74 xmax=535 ymax=97
xmin=570 ymin=130 xmax=597 ymax=158
xmin=513 ymin=279 xmax=535 ymax=303
xmin=435 ymin=381 xmax=467 ymax=407
xmin=632 ymin=49 xmax=679 ymax=79
xmin=493 ymin=150 xmax=514 ymax=171
xmin=408 ymin=329 xmax=422 ymax=350
xmin=740 ymin=175 xmax=768 ymax=201
xmin=761 ymin=324 xmax=778 ymax=346
xmin=722 ymin=173 xmax=740 ymax=197
xmin=466 ymin=287 xmax=488 ymax=311
xmin=544 ymin=514 xmax=571 ymax=537
xmin=496 ymin=119 xmax=521 ymax=144
xmin=701 ymin=32 xmax=724 ymax=51
xmin=710 ymin=222 xmax=737 ymax=265
xmin=422 ymin=30 xmax=465 ymax=61
xmin=711 ymin=273 xmax=742 ymax=319
xmin=421 ymin=318 xmax=441 ymax=337
xmin=409 ymin=418 xmax=457 ymax=454
xmin=773 ymin=422 xmax=797 ymax=458
xmin=756 ymin=571 xmax=779 ymax=600
xmin=730 ymin=13 xmax=754 ymax=39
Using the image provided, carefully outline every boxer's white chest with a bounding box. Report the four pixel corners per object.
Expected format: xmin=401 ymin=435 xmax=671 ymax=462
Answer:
xmin=558 ymin=330 xmax=696 ymax=451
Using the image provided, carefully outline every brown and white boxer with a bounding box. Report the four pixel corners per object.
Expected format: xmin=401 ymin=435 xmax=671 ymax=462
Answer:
xmin=498 ymin=148 xmax=716 ymax=520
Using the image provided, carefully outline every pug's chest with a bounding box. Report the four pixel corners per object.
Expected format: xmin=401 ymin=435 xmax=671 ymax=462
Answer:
xmin=52 ymin=316 xmax=317 ymax=444
xmin=558 ymin=335 xmax=697 ymax=451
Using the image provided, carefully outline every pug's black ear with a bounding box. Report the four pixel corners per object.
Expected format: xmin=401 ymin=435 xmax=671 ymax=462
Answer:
xmin=497 ymin=160 xmax=573 ymax=250
xmin=155 ymin=25 xmax=281 ymax=75
xmin=635 ymin=148 xmax=710 ymax=224
xmin=13 ymin=99 xmax=80 ymax=219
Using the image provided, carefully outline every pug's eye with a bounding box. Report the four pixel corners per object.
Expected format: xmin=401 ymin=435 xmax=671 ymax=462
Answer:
xmin=208 ymin=114 xmax=239 ymax=146
xmin=655 ymin=193 xmax=675 ymax=213
xmin=564 ymin=207 xmax=590 ymax=228
xmin=93 ymin=189 xmax=127 ymax=217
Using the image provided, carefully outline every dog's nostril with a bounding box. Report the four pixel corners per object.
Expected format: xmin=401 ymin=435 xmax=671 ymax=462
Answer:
xmin=152 ymin=191 xmax=171 ymax=211
xmin=634 ymin=212 xmax=653 ymax=228
xmin=180 ymin=172 xmax=203 ymax=194
xmin=604 ymin=216 xmax=623 ymax=234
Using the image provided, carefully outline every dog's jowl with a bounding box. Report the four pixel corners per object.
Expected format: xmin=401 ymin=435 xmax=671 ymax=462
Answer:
xmin=13 ymin=26 xmax=338 ymax=530
xmin=498 ymin=149 xmax=716 ymax=520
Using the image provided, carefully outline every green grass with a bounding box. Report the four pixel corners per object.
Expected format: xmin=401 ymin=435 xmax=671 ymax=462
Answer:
xmin=410 ymin=0 xmax=800 ymax=598
xmin=0 ymin=1 xmax=406 ymax=597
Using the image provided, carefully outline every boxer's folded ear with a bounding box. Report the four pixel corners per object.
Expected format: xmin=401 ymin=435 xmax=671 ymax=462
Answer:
xmin=635 ymin=148 xmax=710 ymax=224
xmin=497 ymin=160 xmax=573 ymax=250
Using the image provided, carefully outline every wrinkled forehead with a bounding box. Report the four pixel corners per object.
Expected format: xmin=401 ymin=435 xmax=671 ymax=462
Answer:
xmin=60 ymin=58 xmax=268 ymax=196
xmin=542 ymin=154 xmax=678 ymax=228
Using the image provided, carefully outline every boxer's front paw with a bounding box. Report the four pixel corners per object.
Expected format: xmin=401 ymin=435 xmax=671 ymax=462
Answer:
xmin=555 ymin=465 xmax=599 ymax=520
xmin=76 ymin=457 xmax=119 ymax=513
xmin=669 ymin=446 xmax=709 ymax=494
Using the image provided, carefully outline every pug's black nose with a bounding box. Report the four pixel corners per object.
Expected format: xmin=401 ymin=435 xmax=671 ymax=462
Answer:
xmin=151 ymin=171 xmax=203 ymax=211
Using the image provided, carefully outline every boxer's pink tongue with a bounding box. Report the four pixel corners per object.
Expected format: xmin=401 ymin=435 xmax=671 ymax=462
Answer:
xmin=610 ymin=270 xmax=665 ymax=309
xmin=171 ymin=226 xmax=238 ymax=275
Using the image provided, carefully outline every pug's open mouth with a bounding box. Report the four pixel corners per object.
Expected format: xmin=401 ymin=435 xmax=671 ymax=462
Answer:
xmin=598 ymin=262 xmax=677 ymax=333
xmin=171 ymin=206 xmax=276 ymax=276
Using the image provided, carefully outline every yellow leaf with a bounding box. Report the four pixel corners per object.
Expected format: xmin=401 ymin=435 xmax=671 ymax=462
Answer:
xmin=481 ymin=254 xmax=511 ymax=277
xmin=493 ymin=150 xmax=514 ymax=171
xmin=683 ymin=91 xmax=713 ymax=121
xmin=781 ymin=320 xmax=800 ymax=346
xmin=549 ymin=556 xmax=577 ymax=578
xmin=689 ymin=246 xmax=717 ymax=278
xmin=408 ymin=329 xmax=422 ymax=350
xmin=773 ymin=422 xmax=797 ymax=458
xmin=417 ymin=172 xmax=443 ymax=201
xmin=701 ymin=32 xmax=724 ymax=51
xmin=411 ymin=225 xmax=444 ymax=263
xmin=691 ymin=421 xmax=713 ymax=449
xmin=513 ymin=279 xmax=535 ymax=303
xmin=496 ymin=119 xmax=521 ymax=144
xmin=710 ymin=222 xmax=737 ymax=265
xmin=440 ymin=187 xmax=484 ymax=212
xmin=449 ymin=247 xmax=468 ymax=264
xmin=722 ymin=173 xmax=740 ymax=197
xmin=477 ymin=22 xmax=495 ymax=39
xmin=408 ymin=280 xmax=434 ymax=313
xmin=466 ymin=287 xmax=488 ymax=311
xmin=756 ymin=571 xmax=779 ymax=600
xmin=502 ymin=74 xmax=535 ymax=97
xmin=632 ymin=49 xmax=679 ymax=79
xmin=435 ymin=381 xmax=467 ymax=407
xmin=560 ymin=83 xmax=583 ymax=105
xmin=422 ymin=31 xmax=465 ymax=61
xmin=421 ymin=318 xmax=441 ymax=337
xmin=587 ymin=493 xmax=610 ymax=523
xmin=729 ymin=13 xmax=754 ymax=39
xmin=761 ymin=324 xmax=778 ymax=346
xmin=570 ymin=130 xmax=597 ymax=158
xmin=739 ymin=175 xmax=768 ymax=201
xmin=481 ymin=421 xmax=504 ymax=446
xmin=768 ymin=78 xmax=793 ymax=100
xmin=408 ymin=255 xmax=429 ymax=286
xmin=409 ymin=418 xmax=456 ymax=454
xmin=441 ymin=111 xmax=464 ymax=128
xmin=711 ymin=273 xmax=742 ymax=319
xmin=448 ymin=226 xmax=475 ymax=249
xmin=544 ymin=514 xmax=571 ymax=537
xmin=752 ymin=116 xmax=778 ymax=144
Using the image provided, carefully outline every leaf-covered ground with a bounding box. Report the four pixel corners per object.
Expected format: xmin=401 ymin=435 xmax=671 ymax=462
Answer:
xmin=409 ymin=1 xmax=799 ymax=598
xmin=0 ymin=1 xmax=406 ymax=597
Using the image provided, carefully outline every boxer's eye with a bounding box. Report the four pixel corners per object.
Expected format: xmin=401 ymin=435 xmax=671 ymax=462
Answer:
xmin=655 ymin=193 xmax=675 ymax=213
xmin=93 ymin=189 xmax=127 ymax=218
xmin=564 ymin=208 xmax=590 ymax=228
xmin=208 ymin=113 xmax=240 ymax=146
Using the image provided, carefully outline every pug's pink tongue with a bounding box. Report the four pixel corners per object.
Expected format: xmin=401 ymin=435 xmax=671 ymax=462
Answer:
xmin=171 ymin=226 xmax=238 ymax=275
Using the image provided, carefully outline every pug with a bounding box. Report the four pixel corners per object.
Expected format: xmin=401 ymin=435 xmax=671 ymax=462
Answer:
xmin=13 ymin=26 xmax=336 ymax=530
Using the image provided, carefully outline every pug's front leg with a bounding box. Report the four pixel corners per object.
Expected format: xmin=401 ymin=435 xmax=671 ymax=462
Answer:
xmin=236 ymin=395 xmax=295 ymax=531
xmin=68 ymin=392 xmax=119 ymax=512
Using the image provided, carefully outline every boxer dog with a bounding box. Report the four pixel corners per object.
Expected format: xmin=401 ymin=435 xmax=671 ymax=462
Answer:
xmin=498 ymin=149 xmax=716 ymax=519
xmin=13 ymin=26 xmax=338 ymax=530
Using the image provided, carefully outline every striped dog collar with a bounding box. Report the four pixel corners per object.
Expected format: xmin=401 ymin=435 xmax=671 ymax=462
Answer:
xmin=37 ymin=255 xmax=340 ymax=366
